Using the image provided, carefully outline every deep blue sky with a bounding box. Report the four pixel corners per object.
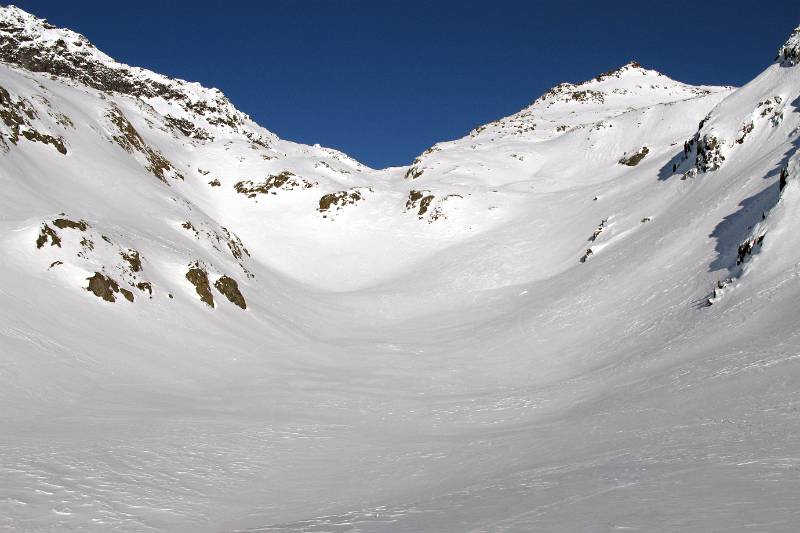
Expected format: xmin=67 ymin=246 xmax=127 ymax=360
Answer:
xmin=10 ymin=0 xmax=800 ymax=168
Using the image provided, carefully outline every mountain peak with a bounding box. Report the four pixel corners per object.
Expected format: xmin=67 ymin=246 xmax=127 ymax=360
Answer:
xmin=592 ymin=60 xmax=649 ymax=81
xmin=777 ymin=24 xmax=800 ymax=65
xmin=528 ymin=59 xmax=715 ymax=113
xmin=0 ymin=4 xmax=115 ymax=67
xmin=0 ymin=4 xmax=50 ymax=25
xmin=0 ymin=5 xmax=252 ymax=133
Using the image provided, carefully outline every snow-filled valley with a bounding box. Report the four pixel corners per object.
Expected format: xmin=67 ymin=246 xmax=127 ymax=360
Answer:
xmin=1 ymin=6 xmax=800 ymax=531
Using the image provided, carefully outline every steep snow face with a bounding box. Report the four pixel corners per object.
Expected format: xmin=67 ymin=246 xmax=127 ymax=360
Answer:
xmin=701 ymin=35 xmax=800 ymax=304
xmin=2 ymin=6 xmax=800 ymax=533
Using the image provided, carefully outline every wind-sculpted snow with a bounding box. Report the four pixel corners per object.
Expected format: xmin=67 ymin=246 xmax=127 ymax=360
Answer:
xmin=1 ymin=5 xmax=800 ymax=532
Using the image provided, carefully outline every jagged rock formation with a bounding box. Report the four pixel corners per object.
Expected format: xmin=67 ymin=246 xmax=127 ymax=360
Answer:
xmin=777 ymin=25 xmax=800 ymax=65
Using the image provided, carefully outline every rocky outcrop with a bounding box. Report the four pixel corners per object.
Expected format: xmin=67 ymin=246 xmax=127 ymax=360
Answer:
xmin=0 ymin=85 xmax=66 ymax=154
xmin=618 ymin=147 xmax=649 ymax=166
xmin=737 ymin=234 xmax=766 ymax=265
xmin=86 ymin=272 xmax=132 ymax=303
xmin=180 ymin=221 xmax=252 ymax=278
xmin=120 ymin=249 xmax=142 ymax=273
xmin=214 ymin=275 xmax=246 ymax=309
xmin=405 ymin=190 xmax=462 ymax=222
xmin=777 ymin=25 xmax=800 ymax=66
xmin=185 ymin=265 xmax=245 ymax=309
xmin=106 ymin=106 xmax=183 ymax=183
xmin=694 ymin=133 xmax=725 ymax=172
xmin=234 ymin=171 xmax=316 ymax=198
xmin=406 ymin=190 xmax=435 ymax=217
xmin=757 ymin=96 xmax=784 ymax=127
xmin=0 ymin=6 xmax=247 ymax=131
xmin=35 ymin=223 xmax=61 ymax=248
xmin=36 ymin=216 xmax=87 ymax=248
xmin=318 ymin=188 xmax=368 ymax=217
xmin=404 ymin=162 xmax=424 ymax=180
xmin=52 ymin=217 xmax=88 ymax=231
xmin=589 ymin=219 xmax=607 ymax=242
xmin=186 ymin=264 xmax=214 ymax=308
xmin=164 ymin=115 xmax=213 ymax=141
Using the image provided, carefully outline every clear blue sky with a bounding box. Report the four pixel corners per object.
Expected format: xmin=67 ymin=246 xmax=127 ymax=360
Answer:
xmin=11 ymin=0 xmax=800 ymax=168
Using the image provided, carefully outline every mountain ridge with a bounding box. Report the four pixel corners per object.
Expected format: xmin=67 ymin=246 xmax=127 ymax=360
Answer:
xmin=0 ymin=4 xmax=737 ymax=171
xmin=1 ymin=6 xmax=800 ymax=532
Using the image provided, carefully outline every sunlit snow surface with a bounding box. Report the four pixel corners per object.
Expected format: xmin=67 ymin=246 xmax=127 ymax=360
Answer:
xmin=1 ymin=6 xmax=800 ymax=532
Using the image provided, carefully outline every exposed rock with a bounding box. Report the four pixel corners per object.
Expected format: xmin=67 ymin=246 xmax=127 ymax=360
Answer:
xmin=0 ymin=7 xmax=246 ymax=130
xmin=0 ymin=85 xmax=66 ymax=154
xmin=570 ymin=89 xmax=605 ymax=103
xmin=245 ymin=131 xmax=270 ymax=149
xmin=589 ymin=219 xmax=607 ymax=242
xmin=757 ymin=96 xmax=784 ymax=127
xmin=737 ymin=234 xmax=766 ymax=265
xmin=120 ymin=249 xmax=142 ymax=272
xmin=736 ymin=122 xmax=754 ymax=144
xmin=777 ymin=25 xmax=800 ymax=66
xmin=106 ymin=105 xmax=183 ymax=183
xmin=214 ymin=275 xmax=246 ymax=309
xmin=35 ymin=223 xmax=61 ymax=248
xmin=135 ymin=281 xmax=152 ymax=296
xmin=18 ymin=126 xmax=67 ymax=154
xmin=164 ymin=115 xmax=213 ymax=141
xmin=52 ymin=217 xmax=87 ymax=231
xmin=181 ymin=221 xmax=198 ymax=236
xmin=405 ymin=164 xmax=424 ymax=180
xmin=706 ymin=277 xmax=734 ymax=307
xmin=318 ymin=189 xmax=366 ymax=215
xmin=594 ymin=61 xmax=643 ymax=81
xmin=234 ymin=171 xmax=315 ymax=198
xmin=85 ymin=272 xmax=129 ymax=303
xmin=536 ymin=83 xmax=606 ymax=107
xmin=406 ymin=190 xmax=435 ymax=217
xmin=220 ymin=227 xmax=250 ymax=262
xmin=695 ymin=133 xmax=725 ymax=172
xmin=180 ymin=221 xmax=252 ymax=278
xmin=186 ymin=264 xmax=214 ymax=308
xmin=619 ymin=147 xmax=649 ymax=166
xmin=79 ymin=237 xmax=94 ymax=253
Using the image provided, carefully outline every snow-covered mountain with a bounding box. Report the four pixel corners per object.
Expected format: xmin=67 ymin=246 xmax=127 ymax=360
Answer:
xmin=1 ymin=5 xmax=800 ymax=531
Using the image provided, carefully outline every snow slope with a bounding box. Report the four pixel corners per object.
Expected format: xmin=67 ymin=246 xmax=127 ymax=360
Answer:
xmin=1 ymin=5 xmax=800 ymax=531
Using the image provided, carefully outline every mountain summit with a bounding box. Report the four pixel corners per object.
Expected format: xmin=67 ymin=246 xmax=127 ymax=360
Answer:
xmin=2 ymin=6 xmax=800 ymax=532
xmin=777 ymin=24 xmax=800 ymax=65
